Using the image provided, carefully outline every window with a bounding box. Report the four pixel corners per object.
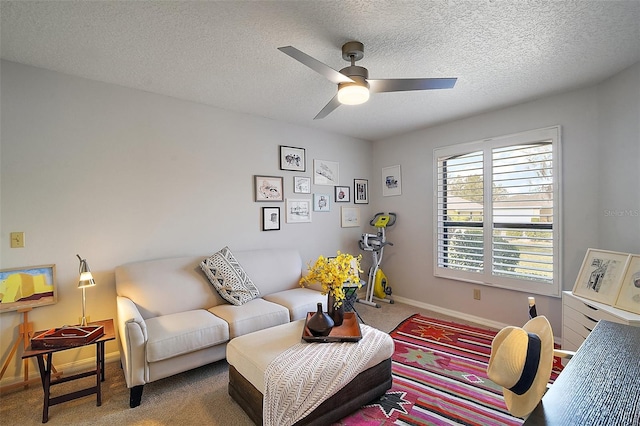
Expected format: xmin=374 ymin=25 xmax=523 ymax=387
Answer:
xmin=434 ymin=127 xmax=561 ymax=296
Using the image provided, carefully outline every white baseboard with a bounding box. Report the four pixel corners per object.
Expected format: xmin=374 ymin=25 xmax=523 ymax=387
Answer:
xmin=392 ymin=295 xmax=510 ymax=330
xmin=392 ymin=295 xmax=563 ymax=344
xmin=0 ymin=351 xmax=121 ymax=389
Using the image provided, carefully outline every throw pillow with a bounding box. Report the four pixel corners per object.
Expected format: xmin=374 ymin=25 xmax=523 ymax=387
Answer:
xmin=200 ymin=247 xmax=260 ymax=306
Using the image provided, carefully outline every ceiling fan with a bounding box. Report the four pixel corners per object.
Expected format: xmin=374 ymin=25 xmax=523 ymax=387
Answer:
xmin=278 ymin=41 xmax=457 ymax=119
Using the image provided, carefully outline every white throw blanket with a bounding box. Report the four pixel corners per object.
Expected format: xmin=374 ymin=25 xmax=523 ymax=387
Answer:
xmin=263 ymin=324 xmax=392 ymax=426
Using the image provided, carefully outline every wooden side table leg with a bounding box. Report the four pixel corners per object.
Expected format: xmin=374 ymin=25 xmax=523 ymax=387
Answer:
xmin=36 ymin=354 xmax=52 ymax=423
xmin=100 ymin=341 xmax=106 ymax=382
xmin=96 ymin=342 xmax=103 ymax=406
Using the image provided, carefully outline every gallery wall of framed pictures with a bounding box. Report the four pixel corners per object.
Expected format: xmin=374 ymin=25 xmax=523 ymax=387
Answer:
xmin=255 ymin=145 xmax=375 ymax=230
xmin=572 ymin=248 xmax=640 ymax=314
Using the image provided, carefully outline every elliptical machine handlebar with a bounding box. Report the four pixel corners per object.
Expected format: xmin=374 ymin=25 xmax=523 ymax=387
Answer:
xmin=358 ymin=236 xmax=393 ymax=251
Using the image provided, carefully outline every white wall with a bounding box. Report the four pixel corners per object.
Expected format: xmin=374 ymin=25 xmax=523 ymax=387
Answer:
xmin=372 ymin=62 xmax=640 ymax=334
xmin=0 ymin=60 xmax=372 ymax=382
xmin=597 ymin=63 xmax=640 ymax=251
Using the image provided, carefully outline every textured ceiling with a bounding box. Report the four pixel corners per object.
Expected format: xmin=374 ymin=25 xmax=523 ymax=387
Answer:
xmin=2 ymin=1 xmax=639 ymax=141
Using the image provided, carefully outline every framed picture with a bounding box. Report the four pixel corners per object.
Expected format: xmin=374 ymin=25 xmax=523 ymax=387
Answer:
xmin=614 ymin=254 xmax=640 ymax=314
xmin=572 ymin=248 xmax=628 ymax=305
xmin=280 ymin=146 xmax=306 ymax=171
xmin=286 ymin=198 xmax=312 ymax=223
xmin=293 ymin=176 xmax=311 ymax=194
xmin=354 ymin=179 xmax=368 ymax=204
xmin=313 ymin=193 xmax=330 ymax=212
xmin=0 ymin=265 xmax=57 ymax=312
xmin=334 ymin=186 xmax=350 ymax=203
xmin=341 ymin=206 xmax=361 ymax=228
xmin=382 ymin=165 xmax=402 ymax=196
xmin=262 ymin=207 xmax=280 ymax=231
xmin=313 ymin=159 xmax=339 ymax=186
xmin=254 ymin=175 xmax=283 ymax=202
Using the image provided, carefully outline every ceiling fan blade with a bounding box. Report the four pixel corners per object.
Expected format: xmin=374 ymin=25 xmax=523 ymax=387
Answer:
xmin=369 ymin=78 xmax=457 ymax=93
xmin=314 ymin=95 xmax=341 ymax=120
xmin=278 ymin=46 xmax=354 ymax=85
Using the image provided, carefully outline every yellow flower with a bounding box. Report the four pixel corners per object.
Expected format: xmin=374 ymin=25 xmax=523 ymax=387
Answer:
xmin=299 ymin=251 xmax=362 ymax=307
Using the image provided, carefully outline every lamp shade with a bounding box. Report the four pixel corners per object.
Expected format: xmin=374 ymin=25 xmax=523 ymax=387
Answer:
xmin=77 ymin=254 xmax=96 ymax=288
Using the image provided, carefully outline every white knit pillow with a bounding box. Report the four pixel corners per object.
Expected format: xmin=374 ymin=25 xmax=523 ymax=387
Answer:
xmin=200 ymin=247 xmax=260 ymax=306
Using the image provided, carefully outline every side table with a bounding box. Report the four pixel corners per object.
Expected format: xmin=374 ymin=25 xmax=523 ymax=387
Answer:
xmin=22 ymin=318 xmax=115 ymax=423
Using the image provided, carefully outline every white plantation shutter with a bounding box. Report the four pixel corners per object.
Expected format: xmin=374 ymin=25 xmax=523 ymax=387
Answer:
xmin=434 ymin=127 xmax=561 ymax=296
xmin=435 ymin=151 xmax=485 ymax=274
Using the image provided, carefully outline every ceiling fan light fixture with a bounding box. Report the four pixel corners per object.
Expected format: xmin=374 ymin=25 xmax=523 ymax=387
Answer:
xmin=337 ymin=78 xmax=370 ymax=105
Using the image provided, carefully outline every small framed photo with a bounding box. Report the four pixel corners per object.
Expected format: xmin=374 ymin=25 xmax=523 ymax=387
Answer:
xmin=572 ymin=248 xmax=628 ymax=305
xmin=0 ymin=265 xmax=57 ymax=312
xmin=286 ymin=198 xmax=312 ymax=223
xmin=254 ymin=175 xmax=283 ymax=202
xmin=334 ymin=186 xmax=350 ymax=203
xmin=341 ymin=206 xmax=361 ymax=228
xmin=293 ymin=176 xmax=311 ymax=194
xmin=313 ymin=193 xmax=330 ymax=212
xmin=614 ymin=254 xmax=640 ymax=314
xmin=313 ymin=159 xmax=339 ymax=186
xmin=382 ymin=165 xmax=402 ymax=197
xmin=354 ymin=179 xmax=368 ymax=204
xmin=262 ymin=207 xmax=280 ymax=231
xmin=280 ymin=146 xmax=306 ymax=171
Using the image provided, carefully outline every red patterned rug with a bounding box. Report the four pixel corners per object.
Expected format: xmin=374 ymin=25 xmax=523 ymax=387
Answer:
xmin=335 ymin=314 xmax=563 ymax=425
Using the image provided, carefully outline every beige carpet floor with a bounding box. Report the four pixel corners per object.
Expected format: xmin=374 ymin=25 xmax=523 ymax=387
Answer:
xmin=0 ymin=301 xmax=483 ymax=425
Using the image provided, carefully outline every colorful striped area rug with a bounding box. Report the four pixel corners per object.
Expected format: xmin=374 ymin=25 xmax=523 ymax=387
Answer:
xmin=336 ymin=314 xmax=563 ymax=426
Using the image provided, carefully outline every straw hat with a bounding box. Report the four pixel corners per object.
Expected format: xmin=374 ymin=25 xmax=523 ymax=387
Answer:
xmin=486 ymin=316 xmax=554 ymax=418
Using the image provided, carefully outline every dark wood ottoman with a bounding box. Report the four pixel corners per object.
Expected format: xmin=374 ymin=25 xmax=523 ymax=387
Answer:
xmin=226 ymin=320 xmax=394 ymax=425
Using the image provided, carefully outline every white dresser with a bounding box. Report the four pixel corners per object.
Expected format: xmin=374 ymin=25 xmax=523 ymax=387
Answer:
xmin=562 ymin=291 xmax=640 ymax=351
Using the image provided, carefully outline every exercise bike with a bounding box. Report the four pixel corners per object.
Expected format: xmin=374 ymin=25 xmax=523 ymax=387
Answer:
xmin=358 ymin=212 xmax=396 ymax=308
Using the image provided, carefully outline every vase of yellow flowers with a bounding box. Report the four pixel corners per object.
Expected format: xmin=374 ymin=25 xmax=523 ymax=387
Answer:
xmin=300 ymin=251 xmax=362 ymax=326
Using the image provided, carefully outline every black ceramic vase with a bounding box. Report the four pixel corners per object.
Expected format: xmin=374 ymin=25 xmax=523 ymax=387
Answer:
xmin=307 ymin=302 xmax=334 ymax=337
xmin=328 ymin=294 xmax=345 ymax=327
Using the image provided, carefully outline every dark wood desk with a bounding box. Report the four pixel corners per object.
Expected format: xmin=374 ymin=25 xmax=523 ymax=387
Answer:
xmin=525 ymin=320 xmax=640 ymax=425
xmin=22 ymin=319 xmax=115 ymax=423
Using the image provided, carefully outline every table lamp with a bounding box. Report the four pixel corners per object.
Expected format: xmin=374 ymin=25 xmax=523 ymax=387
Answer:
xmin=77 ymin=254 xmax=96 ymax=326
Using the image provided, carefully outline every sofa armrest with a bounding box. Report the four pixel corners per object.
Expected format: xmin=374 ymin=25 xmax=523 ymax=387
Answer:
xmin=116 ymin=296 xmax=149 ymax=388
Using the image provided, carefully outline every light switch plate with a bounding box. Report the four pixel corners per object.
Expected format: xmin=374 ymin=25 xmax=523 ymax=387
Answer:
xmin=10 ymin=232 xmax=25 ymax=248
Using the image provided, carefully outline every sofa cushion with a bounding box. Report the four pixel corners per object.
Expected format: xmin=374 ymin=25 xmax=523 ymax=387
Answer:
xmin=209 ymin=298 xmax=289 ymax=338
xmin=263 ymin=288 xmax=326 ymax=321
xmin=145 ymin=310 xmax=229 ymax=362
xmin=200 ymin=246 xmax=260 ymax=306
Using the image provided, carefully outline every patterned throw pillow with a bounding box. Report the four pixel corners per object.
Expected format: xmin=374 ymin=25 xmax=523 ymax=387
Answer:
xmin=200 ymin=247 xmax=260 ymax=306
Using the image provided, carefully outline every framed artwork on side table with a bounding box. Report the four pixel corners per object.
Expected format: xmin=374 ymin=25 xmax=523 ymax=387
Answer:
xmin=354 ymin=179 xmax=368 ymax=204
xmin=335 ymin=186 xmax=350 ymax=203
xmin=0 ymin=265 xmax=57 ymax=312
xmin=280 ymin=146 xmax=306 ymax=171
xmin=293 ymin=176 xmax=311 ymax=194
xmin=341 ymin=207 xmax=361 ymax=228
xmin=254 ymin=175 xmax=283 ymax=202
xmin=382 ymin=165 xmax=402 ymax=196
xmin=572 ymin=248 xmax=628 ymax=305
xmin=286 ymin=199 xmax=312 ymax=223
xmin=313 ymin=159 xmax=339 ymax=185
xmin=262 ymin=207 xmax=280 ymax=231
xmin=614 ymin=254 xmax=640 ymax=314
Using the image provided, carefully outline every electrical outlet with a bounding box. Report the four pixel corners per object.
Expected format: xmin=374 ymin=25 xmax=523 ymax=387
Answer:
xmin=10 ymin=232 xmax=25 ymax=248
xmin=473 ymin=289 xmax=481 ymax=300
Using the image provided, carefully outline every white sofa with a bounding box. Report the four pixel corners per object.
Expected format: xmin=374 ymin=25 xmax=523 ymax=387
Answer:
xmin=115 ymin=248 xmax=325 ymax=407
